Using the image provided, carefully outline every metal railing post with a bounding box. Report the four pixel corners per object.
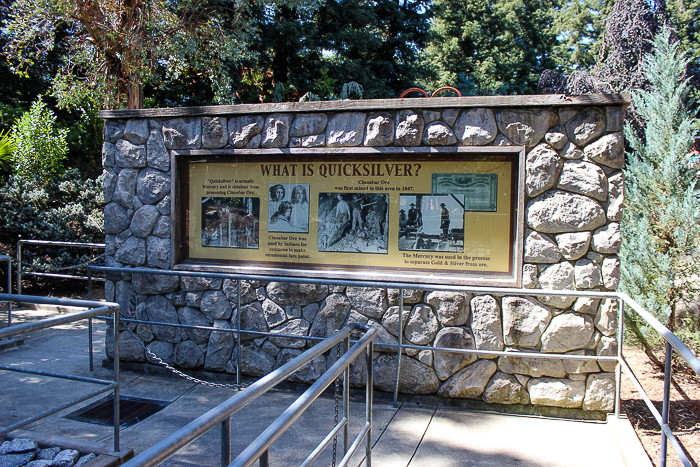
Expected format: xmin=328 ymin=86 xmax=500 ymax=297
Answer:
xmin=236 ymin=280 xmax=242 ymax=386
xmin=366 ymin=340 xmax=374 ymax=467
xmin=615 ymin=297 xmax=624 ymax=418
xmin=221 ymin=418 xmax=232 ymax=467
xmin=88 ymin=269 xmax=94 ymax=372
xmin=660 ymin=341 xmax=672 ymax=467
xmin=114 ymin=304 xmax=121 ymax=453
xmin=259 ymin=449 xmax=269 ymax=467
xmin=16 ymin=241 xmax=22 ymax=295
xmin=5 ymin=257 xmax=11 ymax=326
xmin=343 ymin=335 xmax=350 ymax=456
xmin=393 ymin=288 xmax=404 ymax=408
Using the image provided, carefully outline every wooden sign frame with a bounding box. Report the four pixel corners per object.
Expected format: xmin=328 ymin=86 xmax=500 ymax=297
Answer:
xmin=172 ymin=146 xmax=526 ymax=286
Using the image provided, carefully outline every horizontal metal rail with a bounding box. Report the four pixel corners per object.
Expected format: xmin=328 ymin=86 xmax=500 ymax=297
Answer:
xmin=123 ymin=323 xmax=376 ymax=467
xmin=0 ymin=294 xmax=121 ymax=452
xmin=617 ymin=292 xmax=700 ymax=375
xmin=91 ymin=265 xmax=621 ymax=297
xmin=18 ymin=240 xmax=106 ymax=248
xmin=102 ymin=315 xmax=618 ymax=363
xmin=0 ymin=384 xmax=117 ymax=436
xmin=17 ymin=240 xmax=105 ymax=295
xmin=0 ymin=302 xmax=116 ymax=340
xmin=90 ymin=265 xmax=700 ymax=467
xmin=0 ymin=364 xmax=116 ymax=386
xmin=21 ymin=271 xmax=106 ymax=282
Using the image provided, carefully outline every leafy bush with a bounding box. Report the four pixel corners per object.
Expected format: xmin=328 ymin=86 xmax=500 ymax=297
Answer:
xmin=10 ymin=97 xmax=68 ymax=181
xmin=0 ymin=168 xmax=104 ymax=273
xmin=0 ymin=129 xmax=15 ymax=171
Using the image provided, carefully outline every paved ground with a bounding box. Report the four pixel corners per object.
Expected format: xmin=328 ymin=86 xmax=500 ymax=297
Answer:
xmin=0 ymin=306 xmax=650 ymax=467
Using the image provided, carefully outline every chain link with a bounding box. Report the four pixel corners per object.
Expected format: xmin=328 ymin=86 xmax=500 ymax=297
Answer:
xmin=120 ymin=319 xmax=248 ymax=391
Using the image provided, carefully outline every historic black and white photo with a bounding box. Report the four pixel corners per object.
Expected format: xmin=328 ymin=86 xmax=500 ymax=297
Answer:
xmin=398 ymin=194 xmax=464 ymax=252
xmin=431 ymin=173 xmax=498 ymax=212
xmin=201 ymin=197 xmax=260 ymax=248
xmin=268 ymin=183 xmax=310 ymax=233
xmin=317 ymin=192 xmax=389 ymax=253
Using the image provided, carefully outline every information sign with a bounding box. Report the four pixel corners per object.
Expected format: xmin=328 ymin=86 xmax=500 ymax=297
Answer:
xmin=180 ymin=149 xmax=523 ymax=284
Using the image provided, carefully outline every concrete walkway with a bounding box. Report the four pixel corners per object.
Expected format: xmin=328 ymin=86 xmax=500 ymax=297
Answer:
xmin=0 ymin=306 xmax=650 ymax=467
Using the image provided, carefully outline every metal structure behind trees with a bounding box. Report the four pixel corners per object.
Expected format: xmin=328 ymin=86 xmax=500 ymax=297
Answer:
xmin=88 ymin=265 xmax=700 ymax=467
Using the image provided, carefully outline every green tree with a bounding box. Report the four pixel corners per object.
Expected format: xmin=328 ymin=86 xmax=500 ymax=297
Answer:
xmin=424 ymin=0 xmax=560 ymax=95
xmin=236 ymin=0 xmax=431 ymax=102
xmin=3 ymin=0 xmax=258 ymax=109
xmin=665 ymin=0 xmax=700 ymax=98
xmin=620 ymin=28 xmax=699 ymax=353
xmin=10 ymin=97 xmax=68 ymax=180
xmin=312 ymin=0 xmax=431 ymax=98
xmin=550 ymin=0 xmax=613 ymax=70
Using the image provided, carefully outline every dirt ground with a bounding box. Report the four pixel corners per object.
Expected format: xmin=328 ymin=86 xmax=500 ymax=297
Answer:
xmin=8 ymin=278 xmax=700 ymax=466
xmin=621 ymin=347 xmax=700 ymax=467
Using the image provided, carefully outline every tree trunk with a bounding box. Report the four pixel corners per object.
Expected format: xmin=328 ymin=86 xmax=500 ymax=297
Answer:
xmin=127 ymin=81 xmax=144 ymax=110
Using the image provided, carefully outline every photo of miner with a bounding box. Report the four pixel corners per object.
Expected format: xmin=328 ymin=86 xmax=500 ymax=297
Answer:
xmin=317 ymin=192 xmax=389 ymax=253
xmin=398 ymin=194 xmax=464 ymax=252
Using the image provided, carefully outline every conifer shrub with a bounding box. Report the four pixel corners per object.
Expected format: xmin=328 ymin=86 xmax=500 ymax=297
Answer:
xmin=620 ymin=28 xmax=700 ymax=356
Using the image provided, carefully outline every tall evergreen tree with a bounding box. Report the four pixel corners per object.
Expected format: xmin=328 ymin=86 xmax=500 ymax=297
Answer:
xmin=424 ymin=0 xmax=559 ymax=95
xmin=665 ymin=0 xmax=700 ymax=97
xmin=234 ymin=0 xmax=431 ymax=101
xmin=620 ymin=28 xmax=699 ymax=351
xmin=313 ymin=0 xmax=431 ymax=98
xmin=550 ymin=0 xmax=613 ymax=70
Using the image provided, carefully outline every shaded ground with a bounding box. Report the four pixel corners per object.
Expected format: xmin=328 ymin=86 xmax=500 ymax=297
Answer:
xmin=621 ymin=347 xmax=700 ymax=467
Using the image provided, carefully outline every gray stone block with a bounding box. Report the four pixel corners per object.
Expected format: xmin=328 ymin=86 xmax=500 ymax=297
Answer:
xmin=147 ymin=129 xmax=169 ymax=171
xmin=124 ymin=119 xmax=149 ymax=145
xmin=454 ymin=108 xmax=497 ymax=146
xmin=162 ymin=118 xmax=201 ymax=149
xmin=136 ymin=168 xmax=170 ymax=205
xmin=174 ymin=340 xmax=205 ymax=369
xmin=115 ymin=139 xmax=146 ymax=168
xmin=202 ymin=116 xmax=229 ymax=149
xmin=327 ymin=112 xmax=366 ymax=147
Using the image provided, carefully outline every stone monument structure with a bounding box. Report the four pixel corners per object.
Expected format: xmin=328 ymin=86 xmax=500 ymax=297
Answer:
xmin=101 ymin=94 xmax=628 ymax=412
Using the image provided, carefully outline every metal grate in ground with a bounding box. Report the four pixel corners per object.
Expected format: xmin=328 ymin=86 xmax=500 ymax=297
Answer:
xmin=65 ymin=395 xmax=170 ymax=428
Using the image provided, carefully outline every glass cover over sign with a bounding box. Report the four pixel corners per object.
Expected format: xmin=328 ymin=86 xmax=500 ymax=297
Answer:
xmin=184 ymin=152 xmax=519 ymax=280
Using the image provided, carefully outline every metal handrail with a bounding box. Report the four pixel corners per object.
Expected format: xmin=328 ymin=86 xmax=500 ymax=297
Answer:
xmin=89 ymin=265 xmax=700 ymax=467
xmin=0 ymin=294 xmax=121 ymax=452
xmin=618 ymin=292 xmax=700 ymax=374
xmin=122 ymin=323 xmax=376 ymax=467
xmin=17 ymin=239 xmax=105 ymax=294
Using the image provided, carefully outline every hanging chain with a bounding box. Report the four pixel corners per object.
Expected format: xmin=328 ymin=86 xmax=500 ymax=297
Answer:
xmin=120 ymin=318 xmax=248 ymax=391
xmin=331 ymin=337 xmax=341 ymax=467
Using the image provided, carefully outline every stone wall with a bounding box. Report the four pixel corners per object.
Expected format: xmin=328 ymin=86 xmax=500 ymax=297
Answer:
xmin=101 ymin=95 xmax=627 ymax=412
